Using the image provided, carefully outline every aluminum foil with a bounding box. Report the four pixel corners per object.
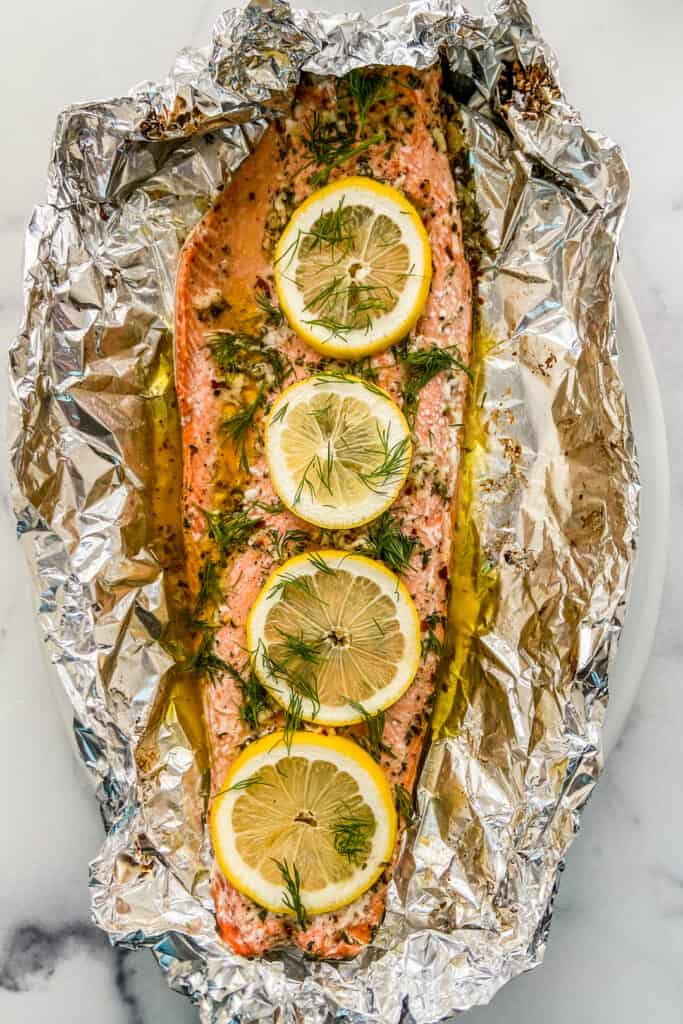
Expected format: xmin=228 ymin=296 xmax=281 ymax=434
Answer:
xmin=9 ymin=1 xmax=637 ymax=1020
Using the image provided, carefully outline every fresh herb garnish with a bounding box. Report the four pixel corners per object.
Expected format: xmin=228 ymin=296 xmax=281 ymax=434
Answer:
xmin=209 ymin=330 xmax=290 ymax=385
xmin=258 ymin=640 xmax=322 ymax=721
xmin=267 ymin=570 xmax=324 ymax=604
xmin=255 ymin=291 xmax=284 ymax=327
xmin=268 ymin=527 xmax=309 ymax=561
xmin=188 ymin=628 xmax=228 ymax=682
xmin=273 ymin=858 xmax=307 ymax=927
xmin=332 ymin=806 xmax=376 ymax=864
xmin=421 ymin=611 xmax=445 ymax=657
xmin=225 ymin=662 xmax=271 ymax=731
xmin=355 ymin=424 xmax=411 ymax=495
xmin=283 ymin=692 xmax=304 ymax=752
xmin=402 ymin=345 xmax=473 ymax=422
xmin=203 ymin=507 xmax=263 ymax=557
xmin=308 ymin=551 xmax=336 ymax=575
xmin=360 ymin=511 xmax=417 ymax=576
xmin=347 ymin=700 xmax=394 ymax=762
xmin=344 ymin=68 xmax=391 ymax=124
xmin=223 ymin=772 xmax=272 ymax=793
xmin=222 ymin=389 xmax=265 ymax=471
xmin=394 ymin=782 xmax=414 ymax=822
xmin=194 ymin=559 xmax=223 ymax=615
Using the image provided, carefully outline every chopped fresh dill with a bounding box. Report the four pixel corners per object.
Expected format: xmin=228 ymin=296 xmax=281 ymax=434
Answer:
xmin=209 ymin=330 xmax=290 ymax=385
xmin=294 ymin=451 xmax=333 ymax=505
xmin=194 ymin=559 xmax=223 ymax=615
xmin=203 ymin=507 xmax=263 ymax=557
xmin=222 ymin=389 xmax=265 ymax=471
xmin=313 ymin=369 xmax=383 ymax=395
xmin=258 ymin=640 xmax=321 ymax=721
xmin=302 ymin=112 xmax=355 ymax=172
xmin=270 ymin=401 xmax=289 ymax=425
xmin=332 ymin=806 xmax=376 ymax=864
xmin=360 ymin=512 xmax=418 ymax=576
xmin=304 ymin=278 xmax=391 ymax=338
xmin=347 ymin=700 xmax=394 ymax=762
xmin=302 ymin=111 xmax=386 ymax=189
xmin=308 ymin=551 xmax=335 ymax=575
xmin=275 ymin=628 xmax=324 ymax=665
xmin=188 ymin=628 xmax=228 ymax=682
xmin=394 ymin=783 xmax=414 ymax=822
xmin=225 ymin=662 xmax=271 ymax=731
xmin=421 ymin=611 xmax=445 ymax=657
xmin=355 ymin=425 xmax=411 ymax=495
xmin=255 ymin=290 xmax=284 ymax=326
xmin=268 ymin=527 xmax=309 ymax=561
xmin=267 ymin=570 xmax=324 ymax=604
xmin=344 ymin=68 xmax=392 ymax=124
xmin=402 ymin=345 xmax=473 ymax=422
xmin=273 ymin=858 xmax=307 ymax=927
xmin=224 ymin=773 xmax=272 ymax=793
xmin=283 ymin=692 xmax=304 ymax=752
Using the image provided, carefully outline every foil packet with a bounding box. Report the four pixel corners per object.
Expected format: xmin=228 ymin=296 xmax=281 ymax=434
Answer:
xmin=8 ymin=1 xmax=637 ymax=1021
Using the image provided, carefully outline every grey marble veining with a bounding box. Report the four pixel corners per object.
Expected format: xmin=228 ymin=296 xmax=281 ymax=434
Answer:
xmin=1 ymin=1 xmax=681 ymax=1022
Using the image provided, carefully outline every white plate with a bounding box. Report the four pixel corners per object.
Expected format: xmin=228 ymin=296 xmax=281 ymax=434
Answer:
xmin=602 ymin=272 xmax=669 ymax=754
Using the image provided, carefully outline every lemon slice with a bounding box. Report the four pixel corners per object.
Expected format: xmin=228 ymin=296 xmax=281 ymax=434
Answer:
xmin=265 ymin=374 xmax=412 ymax=530
xmin=247 ymin=550 xmax=420 ymax=726
xmin=211 ymin=731 xmax=397 ymax=917
xmin=274 ymin=176 xmax=432 ymax=358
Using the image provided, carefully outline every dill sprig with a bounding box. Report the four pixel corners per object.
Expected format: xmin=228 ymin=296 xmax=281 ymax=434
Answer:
xmin=222 ymin=389 xmax=265 ymax=471
xmin=283 ymin=692 xmax=304 ymax=752
xmin=255 ymin=290 xmax=284 ymax=327
xmin=355 ymin=424 xmax=411 ymax=495
xmin=303 ymin=112 xmax=355 ymax=170
xmin=421 ymin=611 xmax=445 ymax=657
xmin=209 ymin=330 xmax=290 ymax=385
xmin=188 ymin=628 xmax=228 ymax=682
xmin=332 ymin=806 xmax=376 ymax=864
xmin=360 ymin=512 xmax=418 ymax=576
xmin=273 ymin=858 xmax=307 ymax=927
xmin=402 ymin=345 xmax=473 ymax=421
xmin=309 ymin=131 xmax=386 ymax=188
xmin=194 ymin=559 xmax=223 ymax=615
xmin=344 ymin=68 xmax=391 ymax=124
xmin=347 ymin=700 xmax=394 ymax=762
xmin=268 ymin=527 xmax=309 ymax=561
xmin=308 ymin=552 xmax=335 ymax=575
xmin=203 ymin=507 xmax=263 ymax=557
xmin=313 ymin=369 xmax=383 ymax=394
xmin=394 ymin=783 xmax=414 ymax=822
xmin=259 ymin=641 xmax=322 ymax=720
xmin=275 ymin=628 xmax=324 ymax=665
xmin=304 ymin=278 xmax=391 ymax=339
xmin=225 ymin=662 xmax=271 ymax=731
xmin=293 ymin=451 xmax=334 ymax=506
xmin=267 ymin=570 xmax=324 ymax=604
xmin=224 ymin=773 xmax=272 ymax=793
xmin=302 ymin=111 xmax=386 ymax=189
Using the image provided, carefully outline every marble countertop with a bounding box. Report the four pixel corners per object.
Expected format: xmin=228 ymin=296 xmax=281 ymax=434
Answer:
xmin=1 ymin=1 xmax=681 ymax=1021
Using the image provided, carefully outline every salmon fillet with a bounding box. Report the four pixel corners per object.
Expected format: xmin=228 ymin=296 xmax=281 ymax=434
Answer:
xmin=175 ymin=66 xmax=472 ymax=959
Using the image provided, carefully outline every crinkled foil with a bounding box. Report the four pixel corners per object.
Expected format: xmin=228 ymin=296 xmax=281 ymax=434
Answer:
xmin=8 ymin=1 xmax=637 ymax=1020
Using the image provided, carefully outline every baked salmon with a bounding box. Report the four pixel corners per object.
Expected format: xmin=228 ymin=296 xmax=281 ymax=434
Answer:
xmin=175 ymin=65 xmax=472 ymax=958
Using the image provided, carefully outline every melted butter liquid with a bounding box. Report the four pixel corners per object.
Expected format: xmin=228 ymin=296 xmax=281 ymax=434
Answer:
xmin=432 ymin=331 xmax=500 ymax=737
xmin=137 ymin=334 xmax=208 ymax=773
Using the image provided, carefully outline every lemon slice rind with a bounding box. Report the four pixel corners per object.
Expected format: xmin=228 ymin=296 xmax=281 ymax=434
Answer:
xmin=210 ymin=731 xmax=397 ymax=916
xmin=274 ymin=176 xmax=432 ymax=359
xmin=246 ymin=550 xmax=421 ymax=726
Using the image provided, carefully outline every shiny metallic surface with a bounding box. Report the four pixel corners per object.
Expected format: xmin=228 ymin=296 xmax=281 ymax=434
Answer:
xmin=8 ymin=1 xmax=636 ymax=1021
